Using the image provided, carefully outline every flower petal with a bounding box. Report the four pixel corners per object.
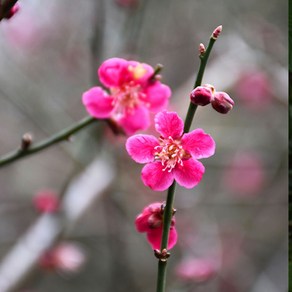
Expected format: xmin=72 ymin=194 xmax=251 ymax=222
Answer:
xmin=173 ymin=158 xmax=205 ymax=189
xmin=146 ymin=227 xmax=177 ymax=250
xmin=181 ymin=129 xmax=216 ymax=159
xmin=82 ymin=87 xmax=114 ymax=118
xmin=118 ymin=106 xmax=150 ymax=135
xmin=126 ymin=134 xmax=159 ymax=163
xmin=135 ymin=213 xmax=151 ymax=233
xmin=98 ymin=58 xmax=128 ymax=88
xmin=141 ymin=162 xmax=174 ymax=191
xmin=144 ymin=82 xmax=171 ymax=112
xmin=168 ymin=227 xmax=178 ymax=249
xmin=155 ymin=111 xmax=184 ymax=139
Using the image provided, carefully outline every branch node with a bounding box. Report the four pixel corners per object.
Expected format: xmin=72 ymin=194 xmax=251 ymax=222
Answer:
xmin=21 ymin=133 xmax=33 ymax=150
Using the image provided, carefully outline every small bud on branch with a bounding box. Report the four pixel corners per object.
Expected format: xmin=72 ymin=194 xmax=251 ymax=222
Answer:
xmin=199 ymin=43 xmax=206 ymax=55
xmin=21 ymin=133 xmax=33 ymax=150
xmin=212 ymin=25 xmax=222 ymax=39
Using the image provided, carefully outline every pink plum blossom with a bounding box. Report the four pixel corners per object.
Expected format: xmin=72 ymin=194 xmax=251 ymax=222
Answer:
xmin=126 ymin=111 xmax=215 ymax=191
xmin=82 ymin=58 xmax=171 ymax=135
xmin=135 ymin=202 xmax=177 ymax=250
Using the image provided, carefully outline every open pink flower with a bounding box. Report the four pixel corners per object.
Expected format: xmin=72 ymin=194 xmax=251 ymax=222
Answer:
xmin=135 ymin=202 xmax=177 ymax=250
xmin=82 ymin=58 xmax=171 ymax=135
xmin=126 ymin=111 xmax=215 ymax=191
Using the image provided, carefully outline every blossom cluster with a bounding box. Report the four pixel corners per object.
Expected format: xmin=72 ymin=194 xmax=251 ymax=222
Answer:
xmin=82 ymin=57 xmax=233 ymax=252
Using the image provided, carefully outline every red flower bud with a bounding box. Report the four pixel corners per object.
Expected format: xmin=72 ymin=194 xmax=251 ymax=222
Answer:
xmin=190 ymin=86 xmax=213 ymax=106
xmin=4 ymin=3 xmax=20 ymax=20
xmin=211 ymin=92 xmax=234 ymax=114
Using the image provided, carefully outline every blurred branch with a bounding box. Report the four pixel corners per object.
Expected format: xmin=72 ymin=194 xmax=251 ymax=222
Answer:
xmin=0 ymin=0 xmax=18 ymax=20
xmin=0 ymin=156 xmax=115 ymax=291
xmin=0 ymin=116 xmax=97 ymax=168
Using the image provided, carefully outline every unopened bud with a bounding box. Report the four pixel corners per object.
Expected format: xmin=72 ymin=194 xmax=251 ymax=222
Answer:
xmin=21 ymin=133 xmax=33 ymax=150
xmin=212 ymin=25 xmax=222 ymax=39
xmin=211 ymin=92 xmax=234 ymax=114
xmin=199 ymin=43 xmax=206 ymax=55
xmin=190 ymin=85 xmax=214 ymax=106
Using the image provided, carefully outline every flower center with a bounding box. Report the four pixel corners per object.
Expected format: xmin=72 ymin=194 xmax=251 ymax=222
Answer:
xmin=110 ymin=82 xmax=146 ymax=117
xmin=154 ymin=136 xmax=190 ymax=172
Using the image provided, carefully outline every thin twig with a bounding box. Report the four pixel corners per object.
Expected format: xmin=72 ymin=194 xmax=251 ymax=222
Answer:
xmin=0 ymin=116 xmax=97 ymax=168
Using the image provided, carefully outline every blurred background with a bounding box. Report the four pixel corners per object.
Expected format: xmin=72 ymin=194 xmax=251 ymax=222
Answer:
xmin=0 ymin=0 xmax=288 ymax=291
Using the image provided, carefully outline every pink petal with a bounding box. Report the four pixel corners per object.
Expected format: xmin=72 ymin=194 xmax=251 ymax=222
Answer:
xmin=141 ymin=162 xmax=174 ymax=191
xmin=98 ymin=58 xmax=128 ymax=88
xmin=146 ymin=227 xmax=177 ymax=250
xmin=173 ymin=158 xmax=205 ymax=189
xmin=82 ymin=87 xmax=114 ymax=118
xmin=126 ymin=134 xmax=159 ymax=163
xmin=155 ymin=111 xmax=184 ymax=139
xmin=144 ymin=82 xmax=171 ymax=112
xmin=181 ymin=129 xmax=216 ymax=159
xmin=168 ymin=227 xmax=178 ymax=249
xmin=118 ymin=106 xmax=150 ymax=135
xmin=135 ymin=213 xmax=151 ymax=233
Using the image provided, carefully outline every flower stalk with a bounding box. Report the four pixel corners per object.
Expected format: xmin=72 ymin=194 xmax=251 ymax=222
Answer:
xmin=0 ymin=116 xmax=97 ymax=167
xmin=156 ymin=27 xmax=221 ymax=292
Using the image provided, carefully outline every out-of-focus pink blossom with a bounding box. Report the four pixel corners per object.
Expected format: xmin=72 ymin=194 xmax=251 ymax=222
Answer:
xmin=40 ymin=242 xmax=86 ymax=273
xmin=33 ymin=190 xmax=59 ymax=213
xmin=235 ymin=70 xmax=272 ymax=110
xmin=223 ymin=151 xmax=265 ymax=196
xmin=135 ymin=202 xmax=177 ymax=250
xmin=82 ymin=58 xmax=171 ymax=135
xmin=175 ymin=258 xmax=217 ymax=283
xmin=126 ymin=111 xmax=215 ymax=191
xmin=2 ymin=11 xmax=44 ymax=51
